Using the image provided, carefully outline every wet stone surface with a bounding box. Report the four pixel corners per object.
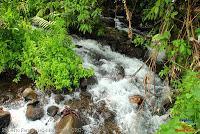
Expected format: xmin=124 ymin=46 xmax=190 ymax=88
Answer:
xmin=47 ymin=106 xmax=59 ymax=117
xmin=0 ymin=108 xmax=11 ymax=133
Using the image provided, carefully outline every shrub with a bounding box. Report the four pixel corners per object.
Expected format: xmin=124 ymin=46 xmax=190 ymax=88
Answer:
xmin=158 ymin=71 xmax=200 ymax=134
xmin=0 ymin=1 xmax=94 ymax=90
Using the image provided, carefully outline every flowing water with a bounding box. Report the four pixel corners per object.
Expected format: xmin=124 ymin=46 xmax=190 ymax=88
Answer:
xmin=2 ymin=38 xmax=166 ymax=134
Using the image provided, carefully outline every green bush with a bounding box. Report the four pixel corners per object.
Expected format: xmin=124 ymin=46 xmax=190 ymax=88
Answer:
xmin=0 ymin=1 xmax=94 ymax=90
xmin=158 ymin=71 xmax=200 ymax=134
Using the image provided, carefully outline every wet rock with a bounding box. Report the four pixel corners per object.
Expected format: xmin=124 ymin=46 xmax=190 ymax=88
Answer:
xmin=87 ymin=76 xmax=98 ymax=86
xmin=0 ymin=108 xmax=11 ymax=132
xmin=102 ymin=120 xmax=121 ymax=134
xmin=100 ymin=16 xmax=115 ymax=27
xmin=45 ymin=87 xmax=64 ymax=95
xmin=95 ymin=100 xmax=116 ymax=121
xmin=0 ymin=92 xmax=16 ymax=105
xmin=100 ymin=27 xmax=147 ymax=59
xmin=26 ymin=105 xmax=44 ymax=121
xmin=96 ymin=100 xmax=106 ymax=108
xmin=156 ymin=97 xmax=172 ymax=114
xmin=27 ymin=129 xmax=38 ymax=134
xmin=96 ymin=103 xmax=116 ymax=122
xmin=129 ymin=95 xmax=144 ymax=106
xmin=98 ymin=68 xmax=108 ymax=76
xmin=54 ymin=94 xmax=65 ymax=104
xmin=22 ymin=88 xmax=38 ymax=101
xmin=80 ymin=91 xmax=92 ymax=100
xmin=27 ymin=99 xmax=40 ymax=106
xmin=64 ymin=99 xmax=82 ymax=110
xmin=79 ymin=78 xmax=87 ymax=91
xmin=90 ymin=51 xmax=107 ymax=63
xmin=118 ymin=42 xmax=145 ymax=59
xmin=115 ymin=64 xmax=125 ymax=80
xmin=102 ymin=109 xmax=116 ymax=122
xmin=47 ymin=106 xmax=59 ymax=117
xmin=0 ymin=95 xmax=10 ymax=104
xmin=55 ymin=114 xmax=83 ymax=134
xmin=79 ymin=76 xmax=98 ymax=91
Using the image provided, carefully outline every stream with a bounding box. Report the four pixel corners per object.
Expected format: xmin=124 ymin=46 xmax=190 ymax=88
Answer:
xmin=2 ymin=38 xmax=167 ymax=134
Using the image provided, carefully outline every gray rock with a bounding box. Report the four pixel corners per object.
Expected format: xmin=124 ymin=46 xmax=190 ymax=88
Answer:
xmin=95 ymin=100 xmax=116 ymax=121
xmin=0 ymin=108 xmax=11 ymax=132
xmin=27 ymin=128 xmax=38 ymax=134
xmin=115 ymin=64 xmax=125 ymax=80
xmin=79 ymin=78 xmax=87 ymax=91
xmin=87 ymin=76 xmax=98 ymax=86
xmin=26 ymin=105 xmax=44 ymax=121
xmin=79 ymin=76 xmax=98 ymax=91
xmin=47 ymin=106 xmax=59 ymax=117
xmin=22 ymin=88 xmax=38 ymax=101
xmin=80 ymin=91 xmax=92 ymax=100
xmin=102 ymin=109 xmax=116 ymax=122
xmin=54 ymin=94 xmax=65 ymax=104
xmin=27 ymin=99 xmax=40 ymax=106
xmin=55 ymin=114 xmax=83 ymax=134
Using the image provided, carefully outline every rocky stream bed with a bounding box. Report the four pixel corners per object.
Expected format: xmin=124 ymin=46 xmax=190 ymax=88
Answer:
xmin=0 ymin=38 xmax=170 ymax=134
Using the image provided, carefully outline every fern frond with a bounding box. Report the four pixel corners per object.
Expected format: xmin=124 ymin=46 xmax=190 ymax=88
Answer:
xmin=36 ymin=9 xmax=46 ymax=17
xmin=32 ymin=16 xmax=54 ymax=29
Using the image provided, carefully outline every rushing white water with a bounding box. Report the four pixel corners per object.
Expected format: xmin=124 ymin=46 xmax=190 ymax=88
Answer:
xmin=74 ymin=38 xmax=165 ymax=134
xmin=3 ymin=38 xmax=166 ymax=134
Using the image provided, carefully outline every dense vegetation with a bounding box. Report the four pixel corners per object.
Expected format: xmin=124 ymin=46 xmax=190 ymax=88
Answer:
xmin=122 ymin=0 xmax=200 ymax=133
xmin=0 ymin=0 xmax=199 ymax=133
xmin=0 ymin=0 xmax=100 ymax=89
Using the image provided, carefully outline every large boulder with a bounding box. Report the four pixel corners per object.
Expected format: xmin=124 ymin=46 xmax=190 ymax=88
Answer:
xmin=47 ymin=106 xmax=59 ymax=117
xmin=22 ymin=88 xmax=38 ymax=101
xmin=0 ymin=108 xmax=11 ymax=132
xmin=26 ymin=104 xmax=44 ymax=121
xmin=55 ymin=114 xmax=83 ymax=134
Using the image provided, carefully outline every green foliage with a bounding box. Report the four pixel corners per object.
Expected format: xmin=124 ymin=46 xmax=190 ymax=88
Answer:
xmin=19 ymin=20 xmax=93 ymax=89
xmin=171 ymin=39 xmax=191 ymax=56
xmin=0 ymin=1 xmax=94 ymax=90
xmin=159 ymin=66 xmax=169 ymax=77
xmin=158 ymin=71 xmax=200 ymax=133
xmin=145 ymin=0 xmax=171 ymax=20
xmin=24 ymin=0 xmax=102 ymax=34
xmin=158 ymin=117 xmax=195 ymax=134
xmin=143 ymin=0 xmax=199 ymax=133
xmin=152 ymin=31 xmax=171 ymax=51
xmin=154 ymin=33 xmax=192 ymax=78
xmin=195 ymin=28 xmax=200 ymax=36
xmin=133 ymin=35 xmax=145 ymax=46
